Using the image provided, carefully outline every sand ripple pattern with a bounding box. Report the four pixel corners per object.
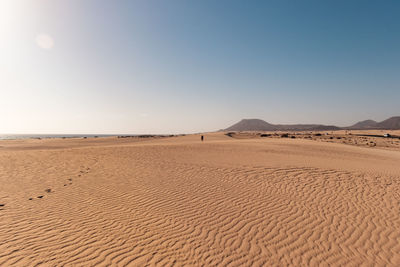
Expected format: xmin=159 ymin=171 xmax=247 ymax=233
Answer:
xmin=1 ymin=145 xmax=400 ymax=266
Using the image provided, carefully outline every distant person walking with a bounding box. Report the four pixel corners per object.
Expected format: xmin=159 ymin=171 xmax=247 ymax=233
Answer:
xmin=201 ymin=135 xmax=204 ymax=141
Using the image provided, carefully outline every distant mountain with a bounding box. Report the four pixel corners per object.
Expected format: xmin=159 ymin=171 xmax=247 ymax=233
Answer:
xmin=224 ymin=116 xmax=400 ymax=132
xmin=224 ymin=119 xmax=341 ymax=131
xmin=225 ymin=119 xmax=276 ymax=131
xmin=348 ymin=117 xmax=400 ymax=130
xmin=347 ymin=120 xmax=378 ymax=130
xmin=376 ymin=116 xmax=400 ymax=129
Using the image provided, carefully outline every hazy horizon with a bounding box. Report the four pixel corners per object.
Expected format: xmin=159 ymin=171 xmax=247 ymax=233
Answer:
xmin=1 ymin=115 xmax=399 ymax=135
xmin=1 ymin=0 xmax=400 ymax=134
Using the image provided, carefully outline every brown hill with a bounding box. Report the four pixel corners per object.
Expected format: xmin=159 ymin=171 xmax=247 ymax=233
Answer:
xmin=225 ymin=119 xmax=277 ymax=131
xmin=224 ymin=119 xmax=340 ymax=131
xmin=376 ymin=116 xmax=400 ymax=129
xmin=348 ymin=117 xmax=400 ymax=130
xmin=347 ymin=120 xmax=378 ymax=130
xmin=225 ymin=116 xmax=400 ymax=132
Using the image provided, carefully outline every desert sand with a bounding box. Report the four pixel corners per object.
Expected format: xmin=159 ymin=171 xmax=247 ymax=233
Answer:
xmin=1 ymin=133 xmax=400 ymax=266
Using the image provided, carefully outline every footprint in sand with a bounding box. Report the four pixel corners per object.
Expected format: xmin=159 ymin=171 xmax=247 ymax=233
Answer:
xmin=0 ymin=204 xmax=5 ymax=209
xmin=37 ymin=196 xmax=44 ymax=199
xmin=45 ymin=189 xmax=52 ymax=193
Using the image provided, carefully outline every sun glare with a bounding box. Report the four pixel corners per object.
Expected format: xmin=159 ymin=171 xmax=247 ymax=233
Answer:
xmin=35 ymin=33 xmax=54 ymax=50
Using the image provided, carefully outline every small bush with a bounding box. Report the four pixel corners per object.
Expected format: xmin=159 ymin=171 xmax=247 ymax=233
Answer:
xmin=225 ymin=132 xmax=234 ymax=137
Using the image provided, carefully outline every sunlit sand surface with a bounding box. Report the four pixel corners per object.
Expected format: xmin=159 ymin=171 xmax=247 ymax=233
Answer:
xmin=1 ymin=133 xmax=400 ymax=266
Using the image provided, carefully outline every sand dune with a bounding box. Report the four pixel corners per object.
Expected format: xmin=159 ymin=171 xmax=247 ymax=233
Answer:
xmin=1 ymin=133 xmax=400 ymax=266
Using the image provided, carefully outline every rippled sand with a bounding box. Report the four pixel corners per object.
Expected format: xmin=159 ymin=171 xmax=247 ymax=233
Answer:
xmin=1 ymin=133 xmax=400 ymax=266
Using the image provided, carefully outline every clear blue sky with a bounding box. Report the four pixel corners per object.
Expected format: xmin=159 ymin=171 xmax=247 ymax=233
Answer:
xmin=1 ymin=0 xmax=399 ymax=134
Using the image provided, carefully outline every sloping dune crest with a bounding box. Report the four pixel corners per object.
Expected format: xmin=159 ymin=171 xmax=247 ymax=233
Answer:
xmin=0 ymin=133 xmax=400 ymax=266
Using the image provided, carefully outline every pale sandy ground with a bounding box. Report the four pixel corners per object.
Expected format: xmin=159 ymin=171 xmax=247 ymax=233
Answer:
xmin=1 ymin=133 xmax=400 ymax=266
xmin=228 ymin=130 xmax=400 ymax=150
